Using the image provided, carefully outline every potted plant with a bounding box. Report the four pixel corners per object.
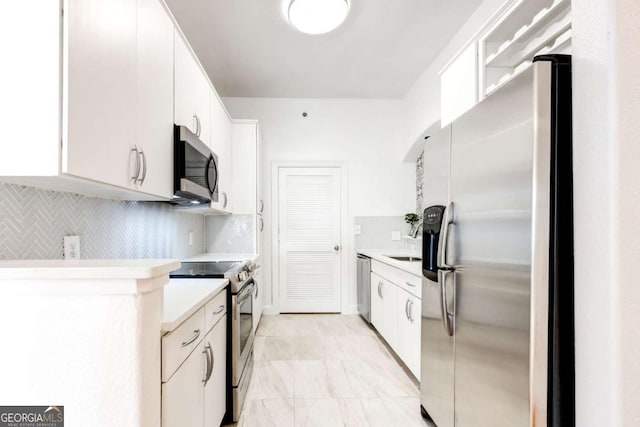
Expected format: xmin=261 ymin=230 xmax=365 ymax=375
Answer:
xmin=404 ymin=213 xmax=421 ymax=235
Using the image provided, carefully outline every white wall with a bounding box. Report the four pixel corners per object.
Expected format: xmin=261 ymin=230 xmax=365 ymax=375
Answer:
xmin=223 ymin=98 xmax=415 ymax=313
xmin=614 ymin=2 xmax=640 ymax=422
xmin=573 ymin=0 xmax=640 ymax=425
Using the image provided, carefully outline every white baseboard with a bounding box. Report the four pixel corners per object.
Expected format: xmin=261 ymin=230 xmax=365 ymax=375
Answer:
xmin=342 ymin=304 xmax=358 ymax=315
xmin=262 ymin=305 xmax=279 ymax=315
xmin=261 ymin=305 xmax=359 ymax=315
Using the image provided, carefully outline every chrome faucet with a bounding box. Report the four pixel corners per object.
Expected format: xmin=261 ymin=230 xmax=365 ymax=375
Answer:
xmin=412 ymin=222 xmax=424 ymax=238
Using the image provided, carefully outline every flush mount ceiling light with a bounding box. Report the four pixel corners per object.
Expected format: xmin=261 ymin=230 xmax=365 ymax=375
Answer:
xmin=287 ymin=0 xmax=350 ymax=35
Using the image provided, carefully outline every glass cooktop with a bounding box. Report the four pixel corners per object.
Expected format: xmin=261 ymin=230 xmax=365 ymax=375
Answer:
xmin=170 ymin=261 xmax=245 ymax=278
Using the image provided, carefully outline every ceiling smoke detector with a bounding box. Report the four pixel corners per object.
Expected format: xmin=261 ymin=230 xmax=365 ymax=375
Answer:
xmin=287 ymin=0 xmax=350 ymax=35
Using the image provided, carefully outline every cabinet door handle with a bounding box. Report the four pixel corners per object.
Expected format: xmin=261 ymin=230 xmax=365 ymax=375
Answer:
xmin=130 ymin=145 xmax=140 ymax=183
xmin=212 ymin=305 xmax=225 ymax=315
xmin=405 ymin=298 xmax=411 ymax=321
xmin=408 ymin=300 xmax=414 ymax=322
xmin=193 ymin=114 xmax=201 ymax=137
xmin=259 ymin=199 xmax=264 ymax=213
xmin=378 ymin=282 xmax=383 ymax=298
xmin=181 ymin=329 xmax=201 ymax=347
xmin=209 ymin=344 xmax=215 ymax=379
xmin=255 ymin=281 xmax=259 ymax=299
xmin=222 ymin=192 xmax=228 ymax=208
xmin=138 ymin=148 xmax=147 ymax=184
xmin=202 ymin=344 xmax=210 ymax=383
xmin=259 ymin=216 xmax=264 ymax=232
xmin=202 ymin=342 xmax=213 ymax=384
xmin=405 ymin=281 xmax=416 ymax=287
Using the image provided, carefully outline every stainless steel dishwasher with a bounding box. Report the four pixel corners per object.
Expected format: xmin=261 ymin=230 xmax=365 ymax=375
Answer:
xmin=357 ymin=254 xmax=371 ymax=323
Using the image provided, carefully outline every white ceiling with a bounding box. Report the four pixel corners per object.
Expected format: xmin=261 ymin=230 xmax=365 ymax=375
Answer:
xmin=166 ymin=0 xmax=484 ymax=98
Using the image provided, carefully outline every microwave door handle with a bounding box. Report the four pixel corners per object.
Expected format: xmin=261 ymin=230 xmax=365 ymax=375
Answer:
xmin=205 ymin=155 xmax=216 ymax=195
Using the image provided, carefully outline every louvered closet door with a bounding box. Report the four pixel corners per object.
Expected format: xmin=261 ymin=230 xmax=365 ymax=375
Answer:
xmin=278 ymin=167 xmax=342 ymax=312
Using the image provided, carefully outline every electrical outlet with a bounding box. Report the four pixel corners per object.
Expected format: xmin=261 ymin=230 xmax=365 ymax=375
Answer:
xmin=355 ymin=224 xmax=362 ymax=235
xmin=188 ymin=231 xmax=194 ymax=246
xmin=391 ymin=231 xmax=401 ymax=241
xmin=63 ymin=235 xmax=81 ymax=259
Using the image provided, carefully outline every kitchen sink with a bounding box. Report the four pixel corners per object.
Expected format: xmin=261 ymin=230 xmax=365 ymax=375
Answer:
xmin=385 ymin=255 xmax=422 ymax=262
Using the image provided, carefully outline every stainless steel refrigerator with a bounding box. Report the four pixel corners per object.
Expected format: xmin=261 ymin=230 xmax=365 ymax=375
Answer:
xmin=419 ymin=55 xmax=574 ymax=427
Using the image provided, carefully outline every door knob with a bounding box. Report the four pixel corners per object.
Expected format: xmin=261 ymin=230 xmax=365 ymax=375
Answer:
xmin=334 ymin=245 xmax=340 ymax=251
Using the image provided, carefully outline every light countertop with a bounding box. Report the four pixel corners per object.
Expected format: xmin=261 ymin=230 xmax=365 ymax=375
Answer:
xmin=183 ymin=252 xmax=260 ymax=264
xmin=162 ymin=278 xmax=228 ymax=333
xmin=0 ymin=259 xmax=181 ymax=296
xmin=0 ymin=259 xmax=181 ymax=280
xmin=357 ymin=250 xmax=422 ymax=277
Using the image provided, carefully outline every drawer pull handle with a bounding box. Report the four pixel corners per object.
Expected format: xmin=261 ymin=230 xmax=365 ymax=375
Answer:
xmin=212 ymin=305 xmax=225 ymax=315
xmin=405 ymin=281 xmax=416 ymax=287
xmin=182 ymin=329 xmax=201 ymax=347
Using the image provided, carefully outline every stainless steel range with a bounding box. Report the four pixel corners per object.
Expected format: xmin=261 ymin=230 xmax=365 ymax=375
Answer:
xmin=170 ymin=259 xmax=257 ymax=423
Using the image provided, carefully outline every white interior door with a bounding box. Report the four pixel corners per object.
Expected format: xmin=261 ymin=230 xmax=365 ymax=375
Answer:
xmin=278 ymin=167 xmax=342 ymax=313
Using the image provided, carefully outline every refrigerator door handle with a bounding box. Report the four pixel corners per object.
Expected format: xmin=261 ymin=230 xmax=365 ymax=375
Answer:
xmin=437 ymin=202 xmax=455 ymax=269
xmin=439 ymin=269 xmax=454 ymax=336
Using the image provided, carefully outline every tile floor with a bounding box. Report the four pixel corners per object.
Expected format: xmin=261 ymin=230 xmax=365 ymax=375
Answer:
xmin=231 ymin=314 xmax=431 ymax=427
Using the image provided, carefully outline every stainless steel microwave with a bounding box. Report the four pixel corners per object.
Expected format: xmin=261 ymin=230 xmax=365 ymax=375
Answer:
xmin=171 ymin=125 xmax=218 ymax=205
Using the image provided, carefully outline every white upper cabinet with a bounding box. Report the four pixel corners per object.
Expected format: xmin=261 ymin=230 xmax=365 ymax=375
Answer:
xmin=210 ymin=96 xmax=233 ymax=213
xmin=480 ymin=0 xmax=572 ymax=97
xmin=440 ymin=43 xmax=478 ymax=127
xmin=232 ymin=121 xmax=263 ymax=251
xmin=231 ymin=122 xmax=259 ymax=216
xmin=63 ymin=0 xmax=138 ymax=189
xmin=439 ymin=0 xmax=573 ymax=125
xmin=136 ymin=0 xmax=174 ymax=198
xmin=1 ymin=0 xmax=237 ymax=205
xmin=174 ymin=31 xmax=211 ymax=147
xmin=0 ymin=0 xmax=176 ymax=200
xmin=0 ymin=1 xmax=60 ymax=177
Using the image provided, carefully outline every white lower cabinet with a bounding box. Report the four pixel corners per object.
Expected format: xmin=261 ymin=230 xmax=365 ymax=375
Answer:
xmin=371 ymin=265 xmax=422 ymax=379
xmin=162 ymin=341 xmax=205 ymax=427
xmin=396 ymin=291 xmax=421 ymax=378
xmin=162 ymin=302 xmax=227 ymax=427
xmin=253 ymin=268 xmax=264 ymax=333
xmin=371 ymin=273 xmax=398 ymax=350
xmin=204 ymin=315 xmax=227 ymax=427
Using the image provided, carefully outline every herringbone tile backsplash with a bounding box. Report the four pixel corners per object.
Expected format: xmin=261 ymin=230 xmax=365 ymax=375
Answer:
xmin=0 ymin=183 xmax=204 ymax=260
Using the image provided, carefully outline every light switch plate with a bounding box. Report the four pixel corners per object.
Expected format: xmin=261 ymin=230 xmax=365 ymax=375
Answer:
xmin=391 ymin=231 xmax=401 ymax=241
xmin=63 ymin=235 xmax=81 ymax=259
xmin=354 ymin=224 xmax=362 ymax=235
xmin=188 ymin=231 xmax=194 ymax=246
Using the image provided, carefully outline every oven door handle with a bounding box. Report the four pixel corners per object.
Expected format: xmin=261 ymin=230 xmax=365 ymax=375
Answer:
xmin=237 ymin=281 xmax=255 ymax=303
